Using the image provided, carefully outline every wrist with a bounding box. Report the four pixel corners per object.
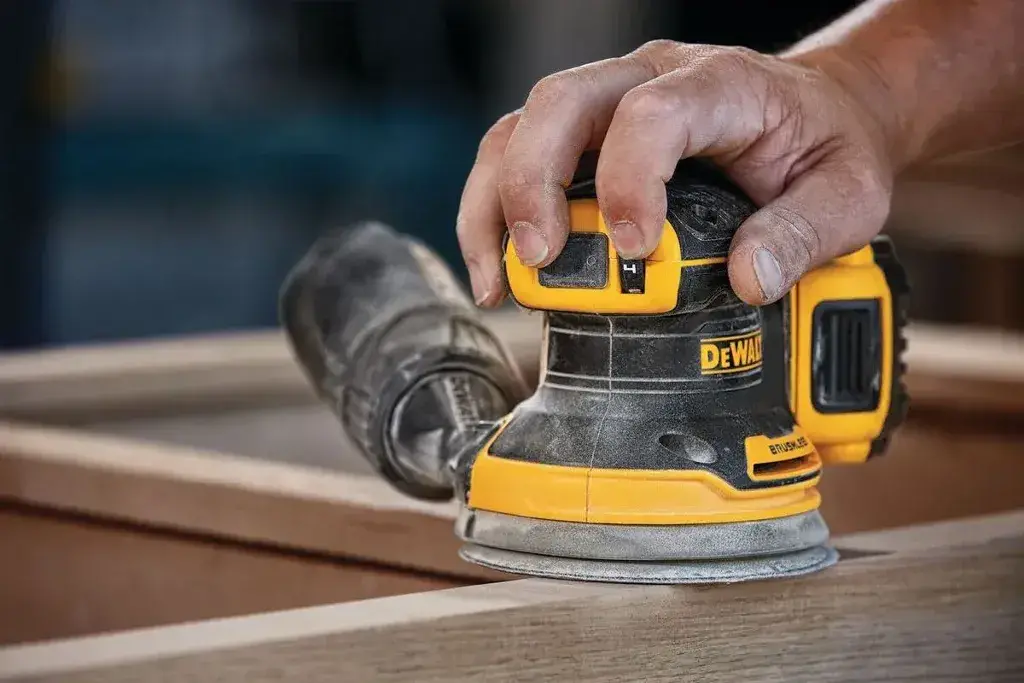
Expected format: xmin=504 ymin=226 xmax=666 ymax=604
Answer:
xmin=783 ymin=46 xmax=919 ymax=172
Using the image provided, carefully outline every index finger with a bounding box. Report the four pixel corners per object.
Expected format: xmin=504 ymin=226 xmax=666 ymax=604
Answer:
xmin=456 ymin=111 xmax=520 ymax=307
xmin=497 ymin=45 xmax=666 ymax=267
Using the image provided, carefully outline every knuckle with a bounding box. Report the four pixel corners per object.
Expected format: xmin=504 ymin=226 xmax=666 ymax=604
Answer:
xmin=773 ymin=205 xmax=822 ymax=264
xmin=618 ymin=84 xmax=678 ymax=122
xmin=853 ymin=164 xmax=890 ymax=203
xmin=693 ymin=45 xmax=759 ymax=75
xmin=454 ymin=213 xmax=475 ymax=245
xmin=724 ymin=45 xmax=764 ymax=63
xmin=634 ymin=39 xmax=678 ymax=59
xmin=477 ymin=112 xmax=519 ymax=160
xmin=594 ymin=164 xmax=641 ymax=219
xmin=496 ymin=164 xmax=543 ymax=206
xmin=593 ymin=169 xmax=621 ymax=205
xmin=700 ymin=50 xmax=744 ymax=73
xmin=527 ymin=72 xmax=582 ymax=106
xmin=632 ymin=39 xmax=696 ymax=74
xmin=844 ymin=160 xmax=893 ymax=227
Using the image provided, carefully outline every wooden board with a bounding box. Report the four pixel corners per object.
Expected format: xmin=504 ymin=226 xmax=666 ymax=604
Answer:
xmin=0 ymin=504 xmax=462 ymax=646
xmin=0 ymin=421 xmax=503 ymax=583
xmin=2 ymin=316 xmax=1024 ymax=592
xmin=3 ymin=401 xmax=1023 ymax=585
xmin=1 ymin=510 xmax=1021 ymax=682
xmin=895 ymin=324 xmax=1024 ymax=419
xmin=1 ymin=320 xmax=1022 ymax=679
xmin=0 ymin=330 xmax=315 ymax=423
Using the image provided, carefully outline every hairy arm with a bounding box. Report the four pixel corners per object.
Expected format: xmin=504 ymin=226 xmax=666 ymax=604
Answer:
xmin=787 ymin=0 xmax=1024 ymax=169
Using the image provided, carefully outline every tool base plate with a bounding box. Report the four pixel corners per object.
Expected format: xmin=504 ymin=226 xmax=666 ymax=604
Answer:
xmin=459 ymin=542 xmax=839 ymax=584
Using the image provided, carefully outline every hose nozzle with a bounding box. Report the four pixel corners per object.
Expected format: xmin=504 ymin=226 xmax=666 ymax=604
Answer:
xmin=279 ymin=222 xmax=528 ymax=500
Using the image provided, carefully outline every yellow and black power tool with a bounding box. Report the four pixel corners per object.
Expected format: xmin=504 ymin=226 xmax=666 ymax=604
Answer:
xmin=280 ymin=152 xmax=910 ymax=584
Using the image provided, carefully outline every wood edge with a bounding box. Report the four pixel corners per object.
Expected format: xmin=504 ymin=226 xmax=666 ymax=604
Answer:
xmin=0 ymin=421 xmax=507 ymax=581
xmin=1 ymin=508 xmax=1020 ymax=680
xmin=903 ymin=323 xmax=1024 ymax=379
xmin=833 ymin=508 xmax=1024 ymax=553
xmin=0 ymin=581 xmax=599 ymax=679
xmin=0 ymin=421 xmax=450 ymax=515
xmin=902 ymin=323 xmax=1024 ymax=417
xmin=0 ymin=329 xmax=315 ymax=421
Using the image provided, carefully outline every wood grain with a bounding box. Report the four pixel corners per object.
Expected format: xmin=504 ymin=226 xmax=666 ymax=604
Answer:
xmin=1 ymin=511 xmax=1021 ymax=682
xmin=0 ymin=505 xmax=462 ymax=647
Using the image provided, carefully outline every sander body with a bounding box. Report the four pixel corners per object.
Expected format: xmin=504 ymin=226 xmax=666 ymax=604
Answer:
xmin=280 ymin=155 xmax=910 ymax=584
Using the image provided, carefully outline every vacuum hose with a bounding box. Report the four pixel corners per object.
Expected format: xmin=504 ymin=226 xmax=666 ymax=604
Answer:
xmin=278 ymin=222 xmax=529 ymax=500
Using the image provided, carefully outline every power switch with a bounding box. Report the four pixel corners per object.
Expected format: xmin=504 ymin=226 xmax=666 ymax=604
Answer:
xmin=538 ymin=233 xmax=609 ymax=289
xmin=618 ymin=259 xmax=645 ymax=294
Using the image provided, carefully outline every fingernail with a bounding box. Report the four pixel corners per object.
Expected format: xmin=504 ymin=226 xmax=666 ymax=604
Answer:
xmin=467 ymin=262 xmax=492 ymax=305
xmin=610 ymin=221 xmax=645 ymax=259
xmin=753 ymin=247 xmax=783 ymax=301
xmin=510 ymin=222 xmax=548 ymax=266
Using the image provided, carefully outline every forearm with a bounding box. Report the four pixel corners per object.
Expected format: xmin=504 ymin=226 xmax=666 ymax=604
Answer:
xmin=783 ymin=0 xmax=1024 ymax=170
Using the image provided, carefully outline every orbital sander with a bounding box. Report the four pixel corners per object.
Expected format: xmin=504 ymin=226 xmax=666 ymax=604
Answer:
xmin=279 ymin=153 xmax=910 ymax=584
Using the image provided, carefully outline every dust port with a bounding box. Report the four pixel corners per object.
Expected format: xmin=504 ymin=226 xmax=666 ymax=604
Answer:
xmin=752 ymin=455 xmax=817 ymax=479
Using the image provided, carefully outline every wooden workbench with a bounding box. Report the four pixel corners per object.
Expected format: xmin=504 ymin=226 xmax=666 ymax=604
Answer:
xmin=1 ymin=311 xmax=1022 ymax=680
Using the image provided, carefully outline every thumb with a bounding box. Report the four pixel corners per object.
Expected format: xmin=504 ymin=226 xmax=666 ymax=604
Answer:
xmin=726 ymin=156 xmax=892 ymax=306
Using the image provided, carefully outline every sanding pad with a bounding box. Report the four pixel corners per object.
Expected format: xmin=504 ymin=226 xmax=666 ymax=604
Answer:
xmin=456 ymin=508 xmax=839 ymax=584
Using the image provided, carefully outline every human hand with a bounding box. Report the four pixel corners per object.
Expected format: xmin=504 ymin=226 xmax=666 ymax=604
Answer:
xmin=455 ymin=40 xmax=899 ymax=308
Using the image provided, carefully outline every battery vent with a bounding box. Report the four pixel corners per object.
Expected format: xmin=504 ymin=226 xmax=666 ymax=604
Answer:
xmin=811 ymin=300 xmax=881 ymax=413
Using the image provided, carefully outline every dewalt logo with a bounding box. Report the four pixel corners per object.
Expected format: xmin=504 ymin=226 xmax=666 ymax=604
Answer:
xmin=700 ymin=330 xmax=763 ymax=375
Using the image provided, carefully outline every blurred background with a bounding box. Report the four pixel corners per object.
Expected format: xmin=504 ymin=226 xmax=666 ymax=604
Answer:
xmin=3 ymin=0 xmax=1023 ymax=350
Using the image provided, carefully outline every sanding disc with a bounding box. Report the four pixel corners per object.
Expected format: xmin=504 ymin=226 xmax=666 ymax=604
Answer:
xmin=456 ymin=507 xmax=839 ymax=584
xmin=459 ymin=542 xmax=839 ymax=585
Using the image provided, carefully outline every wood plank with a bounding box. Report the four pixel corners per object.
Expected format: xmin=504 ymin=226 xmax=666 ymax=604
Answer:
xmin=0 ymin=421 xmax=503 ymax=582
xmin=83 ymin=404 xmax=379 ymax=475
xmin=899 ymin=324 xmax=1024 ymax=417
xmin=1 ymin=510 xmax=1020 ymax=682
xmin=0 ymin=330 xmax=315 ymax=423
xmin=3 ymin=319 xmax=1022 ymax=424
xmin=0 ymin=505 xmax=463 ymax=647
xmin=4 ymin=413 xmax=1024 ymax=590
